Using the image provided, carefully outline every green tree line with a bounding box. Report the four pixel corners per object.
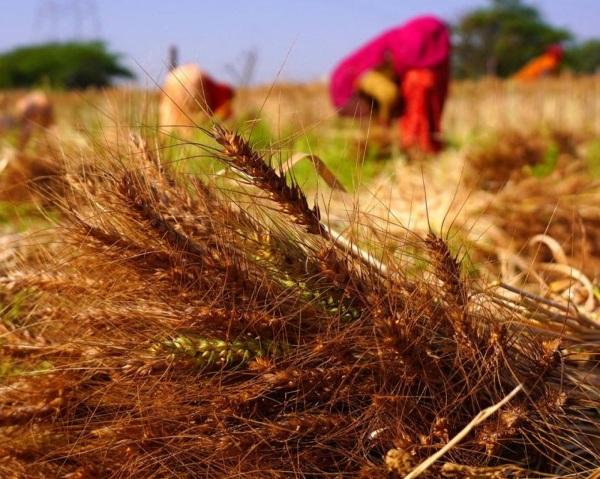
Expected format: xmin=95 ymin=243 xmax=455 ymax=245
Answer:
xmin=453 ymin=0 xmax=600 ymax=78
xmin=0 ymin=41 xmax=133 ymax=89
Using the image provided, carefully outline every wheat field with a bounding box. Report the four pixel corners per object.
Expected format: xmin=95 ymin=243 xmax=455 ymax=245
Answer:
xmin=1 ymin=76 xmax=600 ymax=478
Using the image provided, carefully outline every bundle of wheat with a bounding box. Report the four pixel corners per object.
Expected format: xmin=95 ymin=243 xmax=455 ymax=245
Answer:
xmin=343 ymin=135 xmax=600 ymax=306
xmin=464 ymin=129 xmax=582 ymax=192
xmin=486 ymin=167 xmax=600 ymax=279
xmin=1 ymin=127 xmax=600 ymax=478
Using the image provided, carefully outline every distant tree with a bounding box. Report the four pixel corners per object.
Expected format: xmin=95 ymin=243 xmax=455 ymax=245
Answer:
xmin=0 ymin=41 xmax=134 ymax=89
xmin=453 ymin=0 xmax=571 ymax=78
xmin=565 ymin=40 xmax=600 ymax=74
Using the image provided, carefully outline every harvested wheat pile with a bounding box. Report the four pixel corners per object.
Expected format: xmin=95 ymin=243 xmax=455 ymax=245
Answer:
xmin=1 ymin=127 xmax=600 ymax=478
xmin=486 ymin=169 xmax=600 ymax=273
xmin=343 ymin=134 xmax=600 ymax=312
xmin=464 ymin=129 xmax=583 ymax=192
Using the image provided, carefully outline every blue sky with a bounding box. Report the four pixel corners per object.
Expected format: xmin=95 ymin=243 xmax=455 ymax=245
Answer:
xmin=1 ymin=0 xmax=597 ymax=85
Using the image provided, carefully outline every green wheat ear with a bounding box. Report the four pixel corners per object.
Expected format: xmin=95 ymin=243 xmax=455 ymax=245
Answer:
xmin=151 ymin=335 xmax=286 ymax=368
xmin=278 ymin=276 xmax=361 ymax=321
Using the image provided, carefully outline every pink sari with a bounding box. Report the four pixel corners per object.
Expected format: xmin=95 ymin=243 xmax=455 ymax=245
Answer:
xmin=330 ymin=15 xmax=450 ymax=109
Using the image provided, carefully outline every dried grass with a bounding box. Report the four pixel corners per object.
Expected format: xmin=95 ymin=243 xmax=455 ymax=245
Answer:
xmin=463 ymin=129 xmax=581 ymax=192
xmin=1 ymin=125 xmax=599 ymax=478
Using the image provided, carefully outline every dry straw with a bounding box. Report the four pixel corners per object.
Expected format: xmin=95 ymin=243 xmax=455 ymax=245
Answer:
xmin=1 ymin=124 xmax=600 ymax=477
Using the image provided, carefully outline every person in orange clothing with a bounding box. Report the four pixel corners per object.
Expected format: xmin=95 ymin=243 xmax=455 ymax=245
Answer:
xmin=330 ymin=16 xmax=451 ymax=155
xmin=399 ymin=67 xmax=448 ymax=154
xmin=159 ymin=63 xmax=234 ymax=135
xmin=513 ymin=44 xmax=564 ymax=81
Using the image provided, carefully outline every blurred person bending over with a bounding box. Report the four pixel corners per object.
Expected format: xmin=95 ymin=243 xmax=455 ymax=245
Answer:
xmin=330 ymin=15 xmax=451 ymax=155
xmin=159 ymin=64 xmax=234 ymax=134
xmin=0 ymin=91 xmax=54 ymax=151
xmin=513 ymin=44 xmax=564 ymax=81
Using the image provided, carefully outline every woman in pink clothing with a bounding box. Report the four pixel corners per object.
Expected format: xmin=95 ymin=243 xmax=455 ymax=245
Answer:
xmin=330 ymin=16 xmax=451 ymax=154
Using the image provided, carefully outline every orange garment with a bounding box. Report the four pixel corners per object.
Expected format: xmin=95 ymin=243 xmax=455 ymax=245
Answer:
xmin=399 ymin=65 xmax=447 ymax=154
xmin=513 ymin=53 xmax=560 ymax=81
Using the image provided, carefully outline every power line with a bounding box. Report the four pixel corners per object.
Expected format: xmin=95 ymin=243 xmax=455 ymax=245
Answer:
xmin=33 ymin=0 xmax=101 ymax=41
